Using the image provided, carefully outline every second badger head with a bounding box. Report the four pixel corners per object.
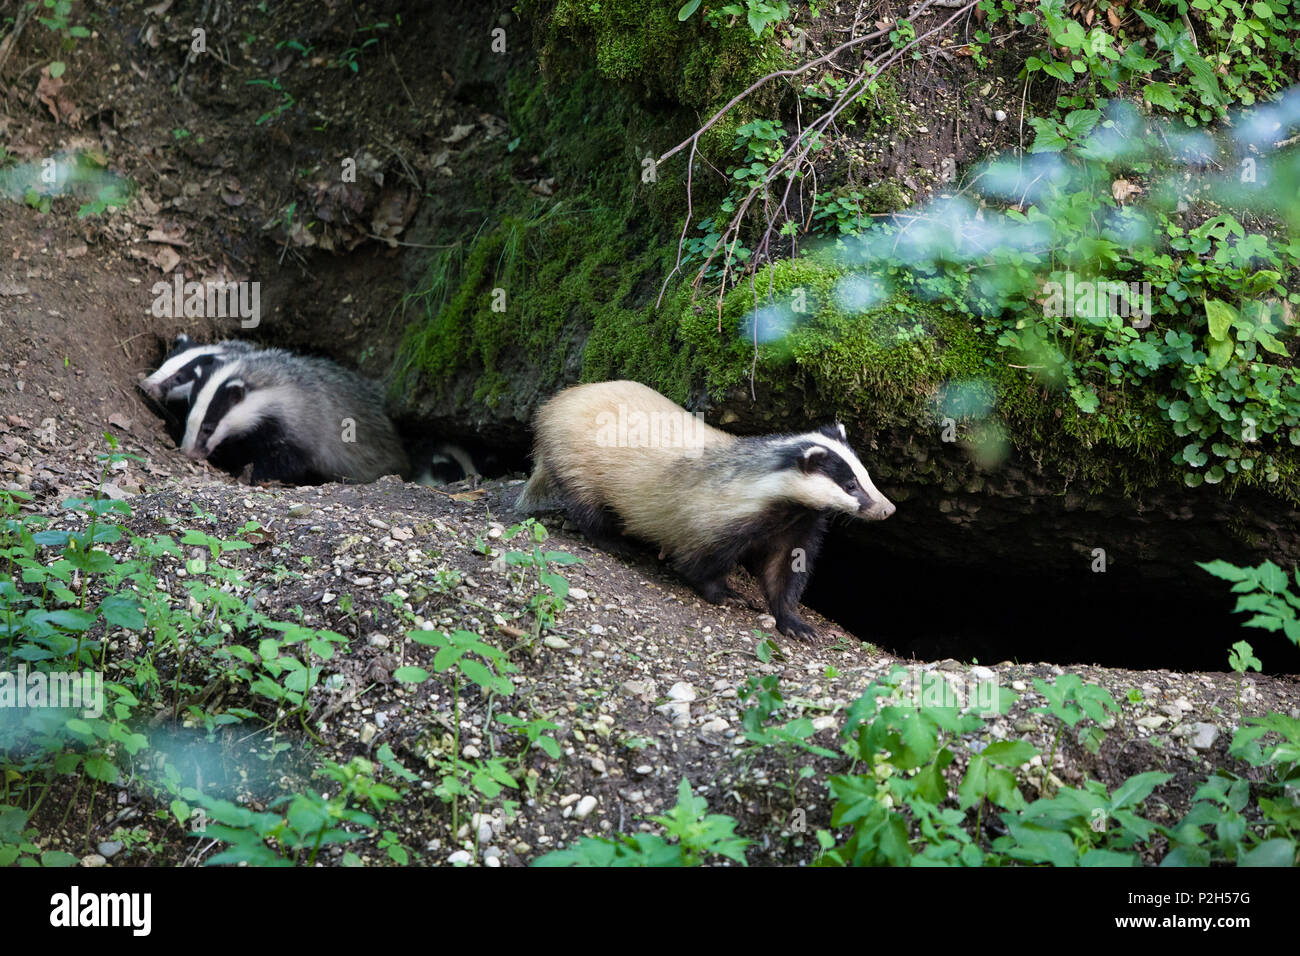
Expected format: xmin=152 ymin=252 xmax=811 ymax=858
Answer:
xmin=138 ymin=334 xmax=257 ymax=405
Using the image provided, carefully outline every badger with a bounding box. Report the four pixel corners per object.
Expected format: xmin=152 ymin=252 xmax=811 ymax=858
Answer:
xmin=414 ymin=441 xmax=481 ymax=486
xmin=139 ymin=334 xmax=258 ymax=408
xmin=517 ymin=380 xmax=895 ymax=639
xmin=181 ymin=349 xmax=409 ymax=485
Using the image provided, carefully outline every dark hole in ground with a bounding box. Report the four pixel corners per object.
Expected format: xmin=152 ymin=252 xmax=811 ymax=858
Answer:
xmin=803 ymin=528 xmax=1281 ymax=674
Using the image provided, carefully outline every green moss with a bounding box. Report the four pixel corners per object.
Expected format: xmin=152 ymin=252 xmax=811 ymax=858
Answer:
xmin=531 ymin=0 xmax=785 ymax=110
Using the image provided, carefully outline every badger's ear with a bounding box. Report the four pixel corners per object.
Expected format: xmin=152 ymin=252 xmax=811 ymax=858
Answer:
xmin=819 ymin=422 xmax=848 ymax=443
xmin=799 ymin=444 xmax=827 ymax=473
xmin=173 ymin=333 xmax=193 ymax=348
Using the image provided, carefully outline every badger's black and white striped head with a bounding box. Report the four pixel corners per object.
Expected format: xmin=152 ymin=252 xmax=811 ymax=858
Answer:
xmin=773 ymin=423 xmax=895 ymax=520
xmin=139 ymin=335 xmax=254 ymax=405
xmin=415 ymin=442 xmax=480 ymax=486
xmin=181 ymin=357 xmax=291 ymax=460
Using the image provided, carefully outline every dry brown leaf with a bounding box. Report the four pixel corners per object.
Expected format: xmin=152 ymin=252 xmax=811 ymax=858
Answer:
xmin=1111 ymin=178 xmax=1141 ymax=204
xmin=441 ymin=123 xmax=475 ymax=144
xmin=285 ymin=219 xmax=317 ymax=248
xmin=369 ymin=188 xmax=417 ymax=244
xmin=445 ymin=489 xmax=487 ymax=502
xmin=154 ymin=246 xmax=181 ymax=273
xmin=146 ymin=226 xmax=188 ymax=247
xmin=36 ymin=69 xmax=79 ymax=125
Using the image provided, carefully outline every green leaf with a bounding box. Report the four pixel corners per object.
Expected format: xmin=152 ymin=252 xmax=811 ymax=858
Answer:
xmin=1080 ymin=848 xmax=1139 ymax=866
xmin=393 ymin=666 xmax=430 ymax=684
xmin=83 ymin=756 xmax=119 ymax=783
xmin=1205 ymin=299 xmax=1237 ymax=340
xmin=1063 ymin=109 xmax=1101 ymax=137
xmin=678 ymin=0 xmax=701 ymax=19
xmin=1255 ymin=330 xmax=1288 ymax=356
xmin=980 ymin=740 xmax=1038 ymax=766
xmin=1109 ymin=771 xmax=1173 ymax=809
xmin=1043 ymin=61 xmax=1074 ymax=83
xmin=1206 ymin=333 xmax=1234 ymax=370
xmin=98 ymin=592 xmax=145 ymax=630
xmin=48 ymin=61 xmax=66 ymax=79
xmin=1197 ymin=559 xmax=1251 ymax=582
xmin=1240 ymin=839 xmax=1296 ymax=866
xmin=1143 ymin=82 xmax=1179 ymax=111
xmin=41 ymin=850 xmax=81 ymax=867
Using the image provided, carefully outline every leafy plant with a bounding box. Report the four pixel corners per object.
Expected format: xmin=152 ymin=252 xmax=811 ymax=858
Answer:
xmin=394 ymin=627 xmax=519 ymax=839
xmin=534 ymin=778 xmax=749 ymax=866
xmin=500 ymin=518 xmax=582 ymax=636
xmin=678 ymin=0 xmax=791 ymax=38
xmin=1162 ymin=712 xmax=1300 ymax=866
xmin=737 ymin=640 xmax=836 ymax=808
xmin=33 ymin=0 xmax=91 ymax=79
xmin=190 ymin=757 xmax=403 ymax=866
xmin=1199 ymin=559 xmax=1300 ymax=647
xmin=1031 ymin=673 xmax=1120 ymax=775
xmin=1227 ymin=639 xmax=1263 ymax=724
xmin=246 ymin=76 xmax=295 ymax=125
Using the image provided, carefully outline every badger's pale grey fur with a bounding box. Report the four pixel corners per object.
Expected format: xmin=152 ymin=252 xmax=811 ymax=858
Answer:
xmin=183 ymin=348 xmax=408 ymax=484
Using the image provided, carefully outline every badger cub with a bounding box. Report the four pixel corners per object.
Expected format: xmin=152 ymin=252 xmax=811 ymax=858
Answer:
xmin=182 ymin=349 xmax=408 ymax=485
xmin=517 ymin=380 xmax=895 ymax=639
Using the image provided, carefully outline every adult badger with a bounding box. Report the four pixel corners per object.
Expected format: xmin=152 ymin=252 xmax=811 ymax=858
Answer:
xmin=139 ymin=335 xmax=259 ymax=441
xmin=182 ymin=349 xmax=408 ymax=484
xmin=517 ymin=380 xmax=895 ymax=639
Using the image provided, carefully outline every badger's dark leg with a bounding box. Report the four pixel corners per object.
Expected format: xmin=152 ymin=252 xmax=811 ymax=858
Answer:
xmin=564 ymin=498 xmax=638 ymax=557
xmin=250 ymin=443 xmax=313 ymax=484
xmin=672 ymin=544 xmax=745 ymax=606
xmin=753 ymin=514 xmax=828 ymax=640
xmin=240 ymin=420 xmax=313 ymax=484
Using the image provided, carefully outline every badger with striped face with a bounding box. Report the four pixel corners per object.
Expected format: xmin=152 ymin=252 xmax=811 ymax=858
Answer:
xmin=517 ymin=380 xmax=895 ymax=639
xmin=182 ymin=349 xmax=408 ymax=485
xmin=139 ymin=334 xmax=257 ymax=406
xmin=139 ymin=335 xmax=259 ymax=441
xmin=413 ymin=441 xmax=481 ymax=486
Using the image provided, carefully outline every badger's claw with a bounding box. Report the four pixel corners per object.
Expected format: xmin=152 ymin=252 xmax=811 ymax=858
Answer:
xmin=776 ymin=614 xmax=819 ymax=641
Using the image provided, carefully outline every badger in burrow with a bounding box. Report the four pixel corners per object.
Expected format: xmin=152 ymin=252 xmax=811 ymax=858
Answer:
xmin=517 ymin=380 xmax=895 ymax=639
xmin=139 ymin=335 xmax=259 ymax=441
xmin=181 ymin=348 xmax=409 ymax=485
xmin=414 ymin=441 xmax=482 ymax=486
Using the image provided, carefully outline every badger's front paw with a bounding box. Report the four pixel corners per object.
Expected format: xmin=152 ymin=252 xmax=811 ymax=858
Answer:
xmin=775 ymin=614 xmax=819 ymax=641
xmin=697 ymin=579 xmax=739 ymax=605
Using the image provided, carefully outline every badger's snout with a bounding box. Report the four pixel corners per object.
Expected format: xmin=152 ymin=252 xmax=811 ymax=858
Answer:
xmin=862 ymin=497 xmax=896 ymax=520
xmin=138 ymin=378 xmax=161 ymax=401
